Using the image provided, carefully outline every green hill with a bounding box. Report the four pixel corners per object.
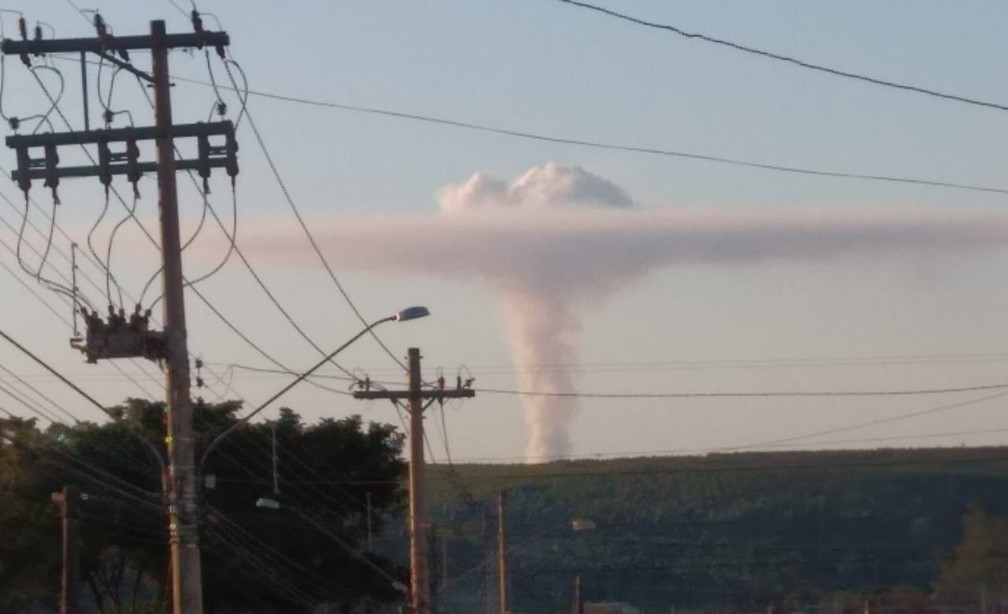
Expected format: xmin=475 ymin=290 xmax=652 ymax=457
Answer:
xmin=419 ymin=447 xmax=1008 ymax=613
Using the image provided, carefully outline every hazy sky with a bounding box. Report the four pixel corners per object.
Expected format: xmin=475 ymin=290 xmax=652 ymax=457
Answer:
xmin=2 ymin=1 xmax=1008 ymax=463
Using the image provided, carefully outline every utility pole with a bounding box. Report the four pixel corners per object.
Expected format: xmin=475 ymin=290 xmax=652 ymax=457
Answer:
xmin=3 ymin=19 xmax=235 ymax=614
xmin=573 ymin=575 xmax=584 ymax=614
xmin=51 ymin=485 xmax=80 ymax=614
xmin=354 ymin=347 xmax=475 ymax=614
xmin=497 ymin=490 xmax=509 ymax=614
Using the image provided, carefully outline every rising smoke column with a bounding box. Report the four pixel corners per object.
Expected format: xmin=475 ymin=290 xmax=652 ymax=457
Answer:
xmin=234 ymin=162 xmax=1008 ymax=462
xmin=438 ymin=163 xmax=637 ymax=460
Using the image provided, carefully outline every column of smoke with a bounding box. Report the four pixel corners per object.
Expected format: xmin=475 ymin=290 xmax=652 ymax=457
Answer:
xmin=438 ymin=163 xmax=638 ymax=461
xmin=236 ymin=162 xmax=1008 ymax=463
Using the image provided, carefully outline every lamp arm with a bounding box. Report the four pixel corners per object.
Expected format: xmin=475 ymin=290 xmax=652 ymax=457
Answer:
xmin=198 ymin=315 xmax=396 ymax=472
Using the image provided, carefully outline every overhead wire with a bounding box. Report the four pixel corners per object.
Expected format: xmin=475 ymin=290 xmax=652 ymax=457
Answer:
xmin=43 ymin=22 xmax=1008 ymax=198
xmin=0 ymin=195 xmax=172 ymax=397
xmin=206 ymin=505 xmax=355 ymax=604
xmin=27 ymin=65 xmax=63 ymax=134
xmin=112 ymin=48 xmax=363 ymax=400
xmin=11 ymin=46 xmax=343 ymax=411
xmin=727 ymin=389 xmax=1008 ymax=453
xmin=219 ymin=56 xmax=408 ymax=373
xmin=4 ymin=9 xmax=389 ymax=531
xmin=104 ymin=191 xmax=138 ymax=310
xmin=427 ymin=425 xmax=1008 ymax=463
xmin=477 ymin=381 xmax=1008 ymax=399
xmin=0 ymin=326 xmax=166 ymax=474
xmin=88 ymin=191 xmax=117 ymax=307
xmin=159 ymin=70 xmax=1008 ymax=198
xmin=552 ymin=0 xmax=1008 ymax=114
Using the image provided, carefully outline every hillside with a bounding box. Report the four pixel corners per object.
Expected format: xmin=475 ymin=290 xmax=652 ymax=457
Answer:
xmin=416 ymin=447 xmax=1008 ymax=613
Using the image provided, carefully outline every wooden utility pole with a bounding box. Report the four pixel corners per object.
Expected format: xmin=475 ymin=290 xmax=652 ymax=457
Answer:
xmin=497 ymin=490 xmax=509 ymax=614
xmin=354 ymin=347 xmax=475 ymax=614
xmin=51 ymin=486 xmax=80 ymax=614
xmin=3 ymin=19 xmax=235 ymax=614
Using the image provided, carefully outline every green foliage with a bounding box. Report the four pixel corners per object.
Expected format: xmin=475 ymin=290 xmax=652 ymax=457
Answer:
xmin=426 ymin=447 xmax=1008 ymax=613
xmin=0 ymin=417 xmax=60 ymax=613
xmin=0 ymin=399 xmax=407 ymax=613
xmin=934 ymin=506 xmax=1008 ymax=601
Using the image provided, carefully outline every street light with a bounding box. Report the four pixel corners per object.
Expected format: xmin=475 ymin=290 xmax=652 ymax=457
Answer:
xmin=198 ymin=306 xmax=429 ymax=472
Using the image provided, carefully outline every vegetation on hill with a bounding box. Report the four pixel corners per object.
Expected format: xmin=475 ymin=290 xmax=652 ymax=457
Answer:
xmin=425 ymin=447 xmax=1008 ymax=613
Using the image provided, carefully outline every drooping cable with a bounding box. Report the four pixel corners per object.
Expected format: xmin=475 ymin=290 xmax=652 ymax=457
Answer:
xmin=104 ymin=190 xmax=139 ymax=310
xmin=88 ymin=190 xmax=116 ymax=307
xmin=154 ymin=67 xmax=1008 ymax=197
xmin=14 ymin=193 xmax=76 ymax=302
xmin=28 ymin=65 xmax=64 ymax=134
xmin=478 ymin=380 xmax=1008 ymax=399
xmin=553 ymin=0 xmax=1008 ymax=114
xmin=220 ymin=57 xmax=408 ymax=372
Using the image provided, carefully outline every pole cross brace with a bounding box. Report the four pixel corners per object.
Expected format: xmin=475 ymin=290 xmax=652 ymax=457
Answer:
xmin=353 ymin=389 xmax=475 ymax=401
xmin=5 ymin=121 xmax=238 ymax=193
xmin=1 ymin=31 xmax=229 ymax=57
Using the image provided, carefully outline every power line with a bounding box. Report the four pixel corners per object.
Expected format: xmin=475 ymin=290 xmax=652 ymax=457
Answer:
xmin=168 ymin=70 xmax=1008 ymax=197
xmin=552 ymin=0 xmax=1008 ymax=113
xmin=41 ymin=26 xmax=1008 ymax=197
xmin=218 ymin=58 xmax=408 ymax=372
xmin=477 ymin=381 xmax=1008 ymax=399
xmin=729 ymin=390 xmax=1008 ymax=452
xmin=11 ymin=57 xmax=350 ymax=407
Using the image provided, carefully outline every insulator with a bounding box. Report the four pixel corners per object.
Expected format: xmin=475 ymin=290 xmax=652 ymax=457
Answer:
xmin=125 ymin=137 xmax=142 ymax=184
xmin=97 ymin=139 xmax=112 ymax=187
xmin=197 ymin=133 xmax=211 ymax=179
xmin=224 ymin=127 xmax=239 ymax=178
xmin=93 ymin=14 xmax=107 ymax=38
xmin=15 ymin=146 xmax=30 ymax=193
xmin=191 ymin=10 xmax=204 ymax=34
xmin=43 ymin=144 xmax=59 ymax=192
xmin=17 ymin=16 xmax=27 ymax=40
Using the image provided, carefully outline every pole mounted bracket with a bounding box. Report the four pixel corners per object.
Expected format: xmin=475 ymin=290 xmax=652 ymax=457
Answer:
xmin=6 ymin=121 xmax=238 ymax=195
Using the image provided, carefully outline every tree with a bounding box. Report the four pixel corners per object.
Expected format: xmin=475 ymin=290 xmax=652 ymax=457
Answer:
xmin=200 ymin=405 xmax=406 ymax=612
xmin=934 ymin=506 xmax=1008 ymax=603
xmin=0 ymin=417 xmax=61 ymax=613
xmin=0 ymin=399 xmax=407 ymax=613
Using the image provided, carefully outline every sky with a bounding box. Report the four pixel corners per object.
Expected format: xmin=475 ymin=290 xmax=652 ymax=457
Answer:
xmin=1 ymin=1 xmax=1008 ymax=463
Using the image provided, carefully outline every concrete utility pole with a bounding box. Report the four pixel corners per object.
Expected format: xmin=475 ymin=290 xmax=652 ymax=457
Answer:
xmin=354 ymin=348 xmax=475 ymax=614
xmin=150 ymin=20 xmax=203 ymax=613
xmin=51 ymin=486 xmax=80 ymax=614
xmin=497 ymin=490 xmax=509 ymax=614
xmin=3 ymin=19 xmax=235 ymax=614
xmin=573 ymin=575 xmax=584 ymax=614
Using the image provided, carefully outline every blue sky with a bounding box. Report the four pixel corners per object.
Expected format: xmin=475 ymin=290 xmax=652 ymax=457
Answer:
xmin=2 ymin=1 xmax=1008 ymax=462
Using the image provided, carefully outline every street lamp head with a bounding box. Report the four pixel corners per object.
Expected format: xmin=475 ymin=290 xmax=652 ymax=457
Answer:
xmin=394 ymin=306 xmax=430 ymax=322
xmin=255 ymin=497 xmax=281 ymax=511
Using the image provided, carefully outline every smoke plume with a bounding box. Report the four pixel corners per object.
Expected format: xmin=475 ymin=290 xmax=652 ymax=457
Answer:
xmin=235 ymin=163 xmax=1008 ymax=461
